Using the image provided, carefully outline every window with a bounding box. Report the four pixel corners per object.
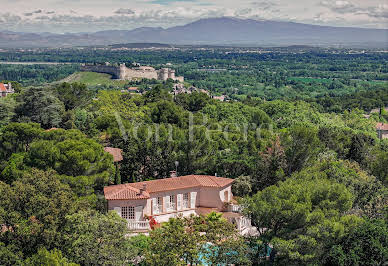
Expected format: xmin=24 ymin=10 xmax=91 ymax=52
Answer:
xmin=157 ymin=197 xmax=162 ymax=206
xmin=167 ymin=195 xmax=176 ymax=211
xmin=183 ymin=193 xmax=189 ymax=208
xmin=169 ymin=195 xmax=175 ymax=204
xmin=224 ymin=190 xmax=229 ymax=202
xmin=121 ymin=206 xmax=135 ymax=220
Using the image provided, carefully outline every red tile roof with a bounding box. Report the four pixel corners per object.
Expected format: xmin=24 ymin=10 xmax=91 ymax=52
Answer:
xmin=376 ymin=123 xmax=388 ymax=131
xmin=0 ymin=83 xmax=6 ymax=92
xmin=104 ymin=147 xmax=123 ymax=162
xmin=104 ymin=184 xmax=150 ymax=200
xmin=104 ymin=175 xmax=234 ymax=200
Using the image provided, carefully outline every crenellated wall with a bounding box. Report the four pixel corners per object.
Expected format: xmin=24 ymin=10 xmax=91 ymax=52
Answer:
xmin=81 ymin=63 xmax=183 ymax=81
xmin=80 ymin=65 xmax=122 ymax=79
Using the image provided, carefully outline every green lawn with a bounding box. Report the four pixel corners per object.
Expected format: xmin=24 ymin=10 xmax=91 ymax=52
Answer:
xmin=60 ymin=72 xmax=129 ymax=87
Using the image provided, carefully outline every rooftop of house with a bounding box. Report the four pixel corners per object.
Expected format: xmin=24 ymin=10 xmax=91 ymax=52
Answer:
xmin=376 ymin=123 xmax=388 ymax=131
xmin=104 ymin=175 xmax=234 ymax=200
xmin=104 ymin=147 xmax=123 ymax=162
xmin=0 ymin=83 xmax=7 ymax=92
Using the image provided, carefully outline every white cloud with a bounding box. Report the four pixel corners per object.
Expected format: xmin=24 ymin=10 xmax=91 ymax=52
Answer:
xmin=320 ymin=1 xmax=388 ymax=18
xmin=114 ymin=8 xmax=135 ymax=15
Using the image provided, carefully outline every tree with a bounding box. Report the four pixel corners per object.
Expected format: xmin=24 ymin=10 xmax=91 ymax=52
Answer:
xmin=324 ymin=219 xmax=388 ymax=266
xmin=0 ymin=97 xmax=16 ymax=129
xmin=0 ymin=123 xmax=43 ymax=162
xmin=232 ymin=175 xmax=253 ymax=197
xmin=347 ymin=133 xmax=375 ymax=166
xmin=146 ymin=216 xmax=201 ymax=265
xmin=146 ymin=213 xmax=250 ymax=265
xmin=281 ymin=125 xmax=321 ymax=175
xmin=1 ymin=126 xmax=114 ymax=192
xmin=24 ymin=248 xmax=79 ymax=266
xmin=243 ymin=175 xmax=359 ymax=265
xmin=144 ymin=85 xmax=172 ymax=104
xmin=0 ymin=169 xmax=77 ymax=258
xmin=62 ymin=211 xmax=135 ymax=266
xmin=254 ymin=136 xmax=287 ymax=191
xmin=15 ymin=87 xmax=65 ymax=129
xmin=55 ymin=82 xmax=92 ymax=111
xmin=175 ymin=92 xmax=210 ymax=112
xmin=149 ymin=100 xmax=186 ymax=125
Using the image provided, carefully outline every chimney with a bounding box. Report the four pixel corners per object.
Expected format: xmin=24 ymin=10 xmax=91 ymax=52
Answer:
xmin=170 ymin=171 xmax=177 ymax=178
xmin=139 ymin=183 xmax=147 ymax=195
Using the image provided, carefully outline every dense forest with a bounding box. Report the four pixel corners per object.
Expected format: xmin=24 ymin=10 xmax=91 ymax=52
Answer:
xmin=0 ymin=48 xmax=387 ymax=265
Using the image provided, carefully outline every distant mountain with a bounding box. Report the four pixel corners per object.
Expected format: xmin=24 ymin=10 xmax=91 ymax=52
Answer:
xmin=0 ymin=17 xmax=386 ymax=48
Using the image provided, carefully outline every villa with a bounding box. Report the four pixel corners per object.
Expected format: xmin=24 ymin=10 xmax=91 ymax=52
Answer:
xmin=103 ymin=173 xmax=256 ymax=235
xmin=376 ymin=123 xmax=388 ymax=139
xmin=0 ymin=83 xmax=14 ymax=97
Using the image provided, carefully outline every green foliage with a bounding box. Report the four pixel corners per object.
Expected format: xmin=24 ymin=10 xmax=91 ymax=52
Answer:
xmin=15 ymin=87 xmax=65 ymax=129
xmin=24 ymin=248 xmax=79 ymax=266
xmin=244 ymin=173 xmax=359 ymax=264
xmin=232 ymin=175 xmax=253 ymax=197
xmin=62 ymin=210 xmax=135 ymax=266
xmin=55 ymin=82 xmax=93 ymax=111
xmin=0 ymin=125 xmax=114 ymax=196
xmin=282 ymin=125 xmax=322 ymax=174
xmin=0 ymin=96 xmax=16 ymax=129
xmin=175 ymin=92 xmax=211 ymax=112
xmin=0 ymin=169 xmax=77 ymax=258
xmin=146 ymin=213 xmax=250 ymax=266
xmin=324 ymin=219 xmax=388 ymax=266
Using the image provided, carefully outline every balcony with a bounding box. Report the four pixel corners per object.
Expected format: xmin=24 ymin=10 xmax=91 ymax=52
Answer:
xmin=127 ymin=220 xmax=150 ymax=231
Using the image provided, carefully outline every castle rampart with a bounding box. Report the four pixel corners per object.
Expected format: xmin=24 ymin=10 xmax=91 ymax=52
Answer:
xmin=81 ymin=63 xmax=184 ymax=82
xmin=80 ymin=64 xmax=121 ymax=79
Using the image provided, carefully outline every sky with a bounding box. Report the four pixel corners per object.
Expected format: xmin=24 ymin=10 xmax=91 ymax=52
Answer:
xmin=0 ymin=0 xmax=387 ymax=33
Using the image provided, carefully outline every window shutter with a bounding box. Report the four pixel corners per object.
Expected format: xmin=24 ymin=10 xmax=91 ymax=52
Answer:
xmin=152 ymin=198 xmax=157 ymax=214
xmin=177 ymin=194 xmax=182 ymax=211
xmin=135 ymin=206 xmax=143 ymax=221
xmin=114 ymin=207 xmax=121 ymax=217
xmin=190 ymin=192 xmax=197 ymax=208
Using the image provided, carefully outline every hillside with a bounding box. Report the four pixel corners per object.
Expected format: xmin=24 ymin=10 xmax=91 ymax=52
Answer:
xmin=59 ymin=72 xmax=128 ymax=87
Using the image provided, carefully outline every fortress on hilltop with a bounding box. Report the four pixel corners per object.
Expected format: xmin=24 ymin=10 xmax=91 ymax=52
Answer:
xmin=81 ymin=63 xmax=184 ymax=82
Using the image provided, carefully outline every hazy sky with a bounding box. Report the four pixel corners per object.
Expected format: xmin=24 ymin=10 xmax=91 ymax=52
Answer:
xmin=1 ymin=0 xmax=387 ymax=33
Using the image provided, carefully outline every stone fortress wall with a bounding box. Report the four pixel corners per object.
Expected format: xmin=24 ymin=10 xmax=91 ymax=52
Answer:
xmin=81 ymin=63 xmax=184 ymax=82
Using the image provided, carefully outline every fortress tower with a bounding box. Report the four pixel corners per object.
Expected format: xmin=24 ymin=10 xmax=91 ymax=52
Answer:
xmin=119 ymin=63 xmax=127 ymax=79
xmin=158 ymin=68 xmax=169 ymax=81
xmin=168 ymin=69 xmax=176 ymax=80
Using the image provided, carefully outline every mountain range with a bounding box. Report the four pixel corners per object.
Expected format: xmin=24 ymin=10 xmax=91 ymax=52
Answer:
xmin=0 ymin=17 xmax=387 ymax=48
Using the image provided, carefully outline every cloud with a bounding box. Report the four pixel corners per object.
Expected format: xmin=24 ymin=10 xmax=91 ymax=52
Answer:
xmin=114 ymin=8 xmax=135 ymax=15
xmin=320 ymin=1 xmax=388 ymax=19
xmin=148 ymin=0 xmax=198 ymax=5
xmin=46 ymin=11 xmax=56 ymax=15
xmin=320 ymin=0 xmax=356 ymax=13
xmin=23 ymin=9 xmax=43 ymax=16
xmin=251 ymin=1 xmax=278 ymax=11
